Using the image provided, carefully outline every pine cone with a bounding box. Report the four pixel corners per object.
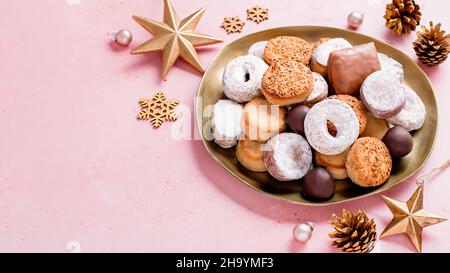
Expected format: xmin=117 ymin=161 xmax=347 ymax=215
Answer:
xmin=413 ymin=22 xmax=450 ymax=66
xmin=329 ymin=209 xmax=377 ymax=253
xmin=384 ymin=0 xmax=421 ymax=35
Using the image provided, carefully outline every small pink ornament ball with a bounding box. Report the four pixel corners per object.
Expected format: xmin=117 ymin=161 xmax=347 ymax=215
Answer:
xmin=112 ymin=29 xmax=133 ymax=46
xmin=293 ymin=222 xmax=314 ymax=243
xmin=347 ymin=11 xmax=364 ymax=29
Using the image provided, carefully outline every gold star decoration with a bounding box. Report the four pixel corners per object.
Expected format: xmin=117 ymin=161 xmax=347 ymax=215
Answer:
xmin=221 ymin=16 xmax=246 ymax=34
xmin=380 ymin=185 xmax=447 ymax=252
xmin=247 ymin=5 xmax=269 ymax=24
xmin=137 ymin=92 xmax=179 ymax=128
xmin=131 ymin=0 xmax=223 ymax=79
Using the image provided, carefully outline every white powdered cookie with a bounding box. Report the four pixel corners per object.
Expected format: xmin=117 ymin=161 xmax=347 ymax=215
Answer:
xmin=304 ymin=99 xmax=359 ymax=155
xmin=248 ymin=41 xmax=268 ymax=60
xmin=223 ymin=55 xmax=269 ymax=103
xmin=360 ymin=71 xmax=406 ymax=118
xmin=212 ymin=100 xmax=244 ymax=149
xmin=378 ymin=53 xmax=404 ymax=82
xmin=263 ymin=133 xmax=312 ymax=181
xmin=387 ymin=86 xmax=426 ymax=131
xmin=305 ymin=72 xmax=328 ymax=104
xmin=312 ymin=38 xmax=352 ymax=66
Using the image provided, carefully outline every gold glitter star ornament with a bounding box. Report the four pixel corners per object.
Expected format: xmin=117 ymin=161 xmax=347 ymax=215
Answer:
xmin=131 ymin=0 xmax=223 ymax=79
xmin=380 ymin=185 xmax=447 ymax=252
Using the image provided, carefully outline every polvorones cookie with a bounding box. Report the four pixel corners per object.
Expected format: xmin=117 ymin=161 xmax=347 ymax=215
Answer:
xmin=262 ymin=60 xmax=313 ymax=106
xmin=264 ymin=36 xmax=312 ymax=65
xmin=243 ymin=97 xmax=286 ymax=142
xmin=236 ymin=136 xmax=267 ymax=172
xmin=346 ymin=137 xmax=392 ymax=187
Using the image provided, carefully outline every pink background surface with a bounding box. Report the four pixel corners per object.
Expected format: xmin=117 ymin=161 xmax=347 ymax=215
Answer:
xmin=0 ymin=0 xmax=449 ymax=253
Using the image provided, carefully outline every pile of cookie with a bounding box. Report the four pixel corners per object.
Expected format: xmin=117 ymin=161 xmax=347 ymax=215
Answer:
xmin=211 ymin=36 xmax=426 ymax=201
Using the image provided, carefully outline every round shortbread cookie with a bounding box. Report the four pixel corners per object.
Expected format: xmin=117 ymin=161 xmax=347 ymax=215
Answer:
xmin=346 ymin=137 xmax=392 ymax=187
xmin=264 ymin=36 xmax=313 ymax=65
xmin=236 ymin=137 xmax=267 ymax=172
xmin=243 ymin=97 xmax=286 ymax=142
xmin=261 ymin=60 xmax=313 ymax=106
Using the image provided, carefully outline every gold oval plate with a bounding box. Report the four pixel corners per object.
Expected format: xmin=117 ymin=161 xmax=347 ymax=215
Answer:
xmin=196 ymin=26 xmax=437 ymax=206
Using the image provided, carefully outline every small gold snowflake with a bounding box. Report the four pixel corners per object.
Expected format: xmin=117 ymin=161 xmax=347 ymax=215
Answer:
xmin=137 ymin=92 xmax=179 ymax=128
xmin=247 ymin=5 xmax=269 ymax=24
xmin=221 ymin=16 xmax=245 ymax=34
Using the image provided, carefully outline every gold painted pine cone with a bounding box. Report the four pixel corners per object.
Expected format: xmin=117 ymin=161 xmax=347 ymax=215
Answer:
xmin=384 ymin=0 xmax=421 ymax=35
xmin=413 ymin=22 xmax=450 ymax=66
xmin=329 ymin=209 xmax=377 ymax=253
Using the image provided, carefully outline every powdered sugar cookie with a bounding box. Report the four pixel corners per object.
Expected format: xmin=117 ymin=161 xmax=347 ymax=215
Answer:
xmin=387 ymin=86 xmax=426 ymax=131
xmin=304 ymin=72 xmax=328 ymax=106
xmin=378 ymin=53 xmax=404 ymax=82
xmin=310 ymin=38 xmax=352 ymax=76
xmin=304 ymin=99 xmax=359 ymax=155
xmin=263 ymin=133 xmax=312 ymax=181
xmin=223 ymin=55 xmax=269 ymax=103
xmin=360 ymin=71 xmax=406 ymax=118
xmin=211 ymin=100 xmax=244 ymax=149
xmin=327 ymin=95 xmax=368 ymax=135
xmin=248 ymin=41 xmax=268 ymax=60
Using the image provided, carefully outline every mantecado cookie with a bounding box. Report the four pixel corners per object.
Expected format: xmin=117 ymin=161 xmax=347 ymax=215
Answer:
xmin=264 ymin=36 xmax=312 ymax=65
xmin=243 ymin=97 xmax=286 ymax=142
xmin=236 ymin=136 xmax=267 ymax=172
xmin=346 ymin=137 xmax=392 ymax=187
xmin=262 ymin=60 xmax=313 ymax=106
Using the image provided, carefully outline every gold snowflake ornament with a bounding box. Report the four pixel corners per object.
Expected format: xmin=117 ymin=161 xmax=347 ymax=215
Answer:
xmin=247 ymin=5 xmax=269 ymax=24
xmin=221 ymin=16 xmax=245 ymax=34
xmin=137 ymin=92 xmax=179 ymax=128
